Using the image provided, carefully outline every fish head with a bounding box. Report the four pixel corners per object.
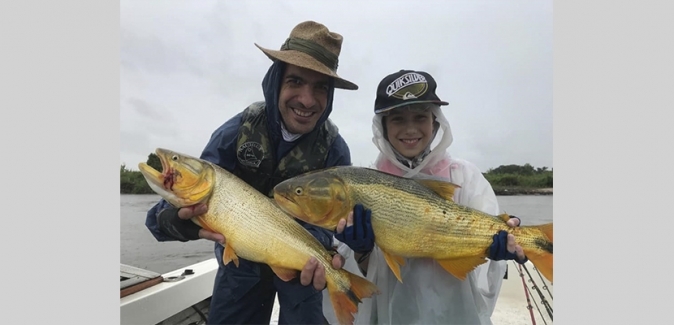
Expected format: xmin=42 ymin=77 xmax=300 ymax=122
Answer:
xmin=138 ymin=148 xmax=215 ymax=208
xmin=273 ymin=169 xmax=351 ymax=229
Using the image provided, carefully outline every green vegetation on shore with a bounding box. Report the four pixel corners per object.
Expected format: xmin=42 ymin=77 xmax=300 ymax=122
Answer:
xmin=121 ymin=154 xmax=552 ymax=195
xmin=120 ymin=154 xmax=161 ymax=194
xmin=483 ymin=164 xmax=553 ymax=196
xmin=121 ymin=164 xmax=155 ymax=194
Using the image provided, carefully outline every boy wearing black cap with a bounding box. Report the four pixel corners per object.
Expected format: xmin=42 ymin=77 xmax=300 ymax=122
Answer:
xmin=333 ymin=69 xmax=529 ymax=324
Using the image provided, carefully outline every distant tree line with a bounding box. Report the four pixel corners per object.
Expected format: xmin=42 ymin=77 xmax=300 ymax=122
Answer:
xmin=120 ymin=153 xmax=162 ymax=194
xmin=483 ymin=163 xmax=553 ymax=190
xmin=121 ymin=154 xmax=552 ymax=194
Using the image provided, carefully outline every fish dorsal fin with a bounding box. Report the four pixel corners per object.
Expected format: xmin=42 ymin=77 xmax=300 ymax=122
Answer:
xmin=497 ymin=213 xmax=511 ymax=223
xmin=415 ymin=178 xmax=461 ymax=201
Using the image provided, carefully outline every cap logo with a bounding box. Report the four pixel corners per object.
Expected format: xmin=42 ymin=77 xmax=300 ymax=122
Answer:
xmin=386 ymin=72 xmax=428 ymax=100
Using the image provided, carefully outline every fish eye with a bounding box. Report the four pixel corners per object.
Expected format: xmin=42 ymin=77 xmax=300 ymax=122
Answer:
xmin=171 ymin=155 xmax=178 ymax=161
xmin=295 ymin=187 xmax=303 ymax=195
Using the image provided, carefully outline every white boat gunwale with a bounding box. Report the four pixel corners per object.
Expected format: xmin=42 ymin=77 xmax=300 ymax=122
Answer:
xmin=120 ymin=258 xmax=218 ymax=325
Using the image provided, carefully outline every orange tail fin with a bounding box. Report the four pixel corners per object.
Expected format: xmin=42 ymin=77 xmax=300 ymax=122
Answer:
xmin=539 ymin=223 xmax=553 ymax=242
xmin=524 ymin=223 xmax=553 ymax=283
xmin=327 ymin=271 xmax=380 ymax=325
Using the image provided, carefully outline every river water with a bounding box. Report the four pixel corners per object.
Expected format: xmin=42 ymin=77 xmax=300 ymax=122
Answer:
xmin=120 ymin=194 xmax=553 ymax=274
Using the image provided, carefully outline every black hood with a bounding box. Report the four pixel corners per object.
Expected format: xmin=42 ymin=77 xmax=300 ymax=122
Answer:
xmin=261 ymin=60 xmax=336 ymax=144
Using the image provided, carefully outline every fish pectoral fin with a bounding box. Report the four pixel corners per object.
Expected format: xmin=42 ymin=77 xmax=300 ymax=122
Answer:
xmin=436 ymin=257 xmax=488 ymax=281
xmin=270 ymin=265 xmax=298 ymax=282
xmin=193 ymin=216 xmax=217 ymax=233
xmin=381 ymin=250 xmax=406 ymax=283
xmin=415 ymin=179 xmax=461 ymax=201
xmin=223 ymin=244 xmax=239 ymax=268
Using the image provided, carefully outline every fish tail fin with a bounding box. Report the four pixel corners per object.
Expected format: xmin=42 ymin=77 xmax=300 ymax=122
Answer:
xmin=326 ymin=271 xmax=380 ymax=325
xmin=346 ymin=271 xmax=380 ymax=302
xmin=538 ymin=222 xmax=553 ymax=242
xmin=526 ymin=250 xmax=553 ymax=283
xmin=524 ymin=223 xmax=553 ymax=283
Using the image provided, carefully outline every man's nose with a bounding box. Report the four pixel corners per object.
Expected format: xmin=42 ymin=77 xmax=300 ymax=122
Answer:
xmin=295 ymin=85 xmax=317 ymax=109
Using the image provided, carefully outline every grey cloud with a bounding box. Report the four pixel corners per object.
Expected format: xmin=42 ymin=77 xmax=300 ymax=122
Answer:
xmin=126 ymin=98 xmax=172 ymax=122
xmin=121 ymin=1 xmax=553 ymax=172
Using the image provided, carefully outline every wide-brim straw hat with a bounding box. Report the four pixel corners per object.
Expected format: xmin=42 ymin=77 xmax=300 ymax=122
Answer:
xmin=255 ymin=21 xmax=358 ymax=90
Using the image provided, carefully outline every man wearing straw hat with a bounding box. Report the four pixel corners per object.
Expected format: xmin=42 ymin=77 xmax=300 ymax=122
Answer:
xmin=144 ymin=21 xmax=356 ymax=324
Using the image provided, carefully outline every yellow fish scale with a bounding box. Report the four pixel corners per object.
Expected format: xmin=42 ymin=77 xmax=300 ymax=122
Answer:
xmin=139 ymin=149 xmax=382 ymax=325
xmin=197 ymin=166 xmax=352 ymax=290
xmin=272 ymin=165 xmax=554 ymax=283
xmin=334 ymin=167 xmax=548 ymax=259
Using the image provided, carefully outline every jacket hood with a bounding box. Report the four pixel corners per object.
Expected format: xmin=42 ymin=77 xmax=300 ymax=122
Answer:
xmin=261 ymin=61 xmax=336 ymax=143
xmin=371 ymin=105 xmax=454 ymax=178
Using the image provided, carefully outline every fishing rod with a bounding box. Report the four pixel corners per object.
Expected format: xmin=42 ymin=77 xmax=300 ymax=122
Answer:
xmin=517 ymin=263 xmax=537 ymax=325
xmin=522 ymin=278 xmax=549 ymax=325
xmin=519 ymin=262 xmax=553 ymax=321
xmin=533 ymin=264 xmax=553 ymax=299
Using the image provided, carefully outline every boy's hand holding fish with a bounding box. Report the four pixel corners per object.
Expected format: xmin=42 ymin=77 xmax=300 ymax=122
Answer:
xmin=335 ymin=204 xmax=375 ymax=254
xmin=333 ymin=203 xmax=529 ymax=264
xmin=489 ymin=217 xmax=529 ymax=263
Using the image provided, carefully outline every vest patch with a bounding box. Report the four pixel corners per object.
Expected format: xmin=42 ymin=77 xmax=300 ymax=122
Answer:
xmin=237 ymin=141 xmax=264 ymax=167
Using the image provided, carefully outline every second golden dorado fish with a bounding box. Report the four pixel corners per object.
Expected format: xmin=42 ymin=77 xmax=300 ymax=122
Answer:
xmin=272 ymin=166 xmax=553 ymax=283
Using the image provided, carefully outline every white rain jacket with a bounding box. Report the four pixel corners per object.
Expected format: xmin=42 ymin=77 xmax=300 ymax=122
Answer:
xmin=323 ymin=106 xmax=507 ymax=325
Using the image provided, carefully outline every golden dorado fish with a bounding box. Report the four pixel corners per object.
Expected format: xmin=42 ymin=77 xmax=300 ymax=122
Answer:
xmin=138 ymin=149 xmax=379 ymax=325
xmin=272 ymin=166 xmax=553 ymax=283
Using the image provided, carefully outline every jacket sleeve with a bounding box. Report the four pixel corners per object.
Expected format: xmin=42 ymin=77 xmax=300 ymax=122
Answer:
xmin=144 ymin=199 xmax=176 ymax=242
xmin=455 ymin=160 xmax=500 ymax=216
xmin=144 ymin=113 xmax=243 ymax=242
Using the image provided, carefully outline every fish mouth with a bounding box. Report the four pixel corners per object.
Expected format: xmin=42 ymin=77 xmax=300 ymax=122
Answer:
xmin=274 ymin=192 xmax=340 ymax=229
xmin=157 ymin=152 xmax=180 ymax=191
xmin=138 ymin=162 xmax=164 ymax=187
xmin=138 ymin=148 xmax=215 ymax=208
xmin=273 ymin=193 xmax=307 ymax=219
xmin=274 ymin=193 xmax=296 ymax=208
xmin=138 ymin=149 xmax=180 ymax=191
xmin=138 ymin=149 xmax=184 ymax=196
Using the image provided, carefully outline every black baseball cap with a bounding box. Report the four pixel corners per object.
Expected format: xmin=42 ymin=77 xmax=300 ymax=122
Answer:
xmin=374 ymin=70 xmax=449 ymax=114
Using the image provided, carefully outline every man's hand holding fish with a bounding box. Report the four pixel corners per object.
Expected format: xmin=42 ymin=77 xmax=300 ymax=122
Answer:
xmin=157 ymin=201 xmax=348 ymax=291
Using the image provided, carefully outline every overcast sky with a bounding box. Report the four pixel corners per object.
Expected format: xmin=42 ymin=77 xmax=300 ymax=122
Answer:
xmin=120 ymin=0 xmax=552 ymax=172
